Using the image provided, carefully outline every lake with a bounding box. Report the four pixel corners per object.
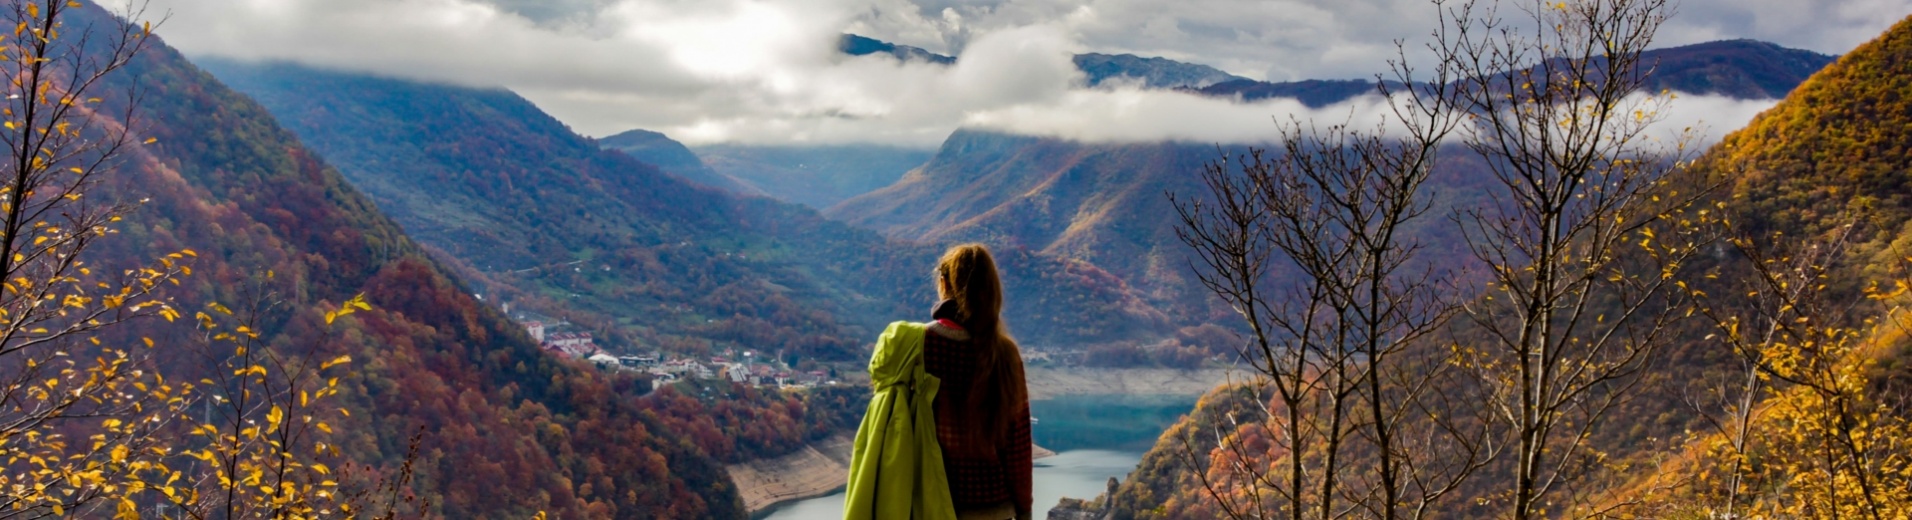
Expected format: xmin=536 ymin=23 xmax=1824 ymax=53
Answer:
xmin=759 ymin=394 xmax=1195 ymax=519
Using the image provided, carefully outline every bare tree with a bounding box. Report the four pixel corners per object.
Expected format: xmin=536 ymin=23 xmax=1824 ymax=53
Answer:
xmin=1423 ymin=0 xmax=1718 ymax=517
xmin=1167 ymin=23 xmax=1492 ymax=519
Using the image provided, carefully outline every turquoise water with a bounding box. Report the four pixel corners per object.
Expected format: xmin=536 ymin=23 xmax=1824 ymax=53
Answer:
xmin=759 ymin=394 xmax=1193 ymax=519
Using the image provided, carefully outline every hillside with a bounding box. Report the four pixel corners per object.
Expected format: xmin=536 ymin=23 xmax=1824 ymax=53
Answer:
xmin=64 ymin=4 xmax=756 ymax=517
xmin=600 ymin=128 xmax=765 ymax=196
xmin=686 ymin=143 xmax=932 ymax=210
xmin=1058 ymin=17 xmax=1912 ymax=520
xmin=1198 ymin=39 xmax=1834 ymax=106
xmin=828 ymin=39 xmax=1833 ymax=332
xmin=199 ymin=59 xmax=1170 ymax=358
xmin=1074 ymin=53 xmax=1247 ymax=89
xmin=828 ymin=131 xmax=1227 ymax=312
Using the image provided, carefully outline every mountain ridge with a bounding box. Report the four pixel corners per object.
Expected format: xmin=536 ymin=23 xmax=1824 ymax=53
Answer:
xmin=76 ymin=4 xmax=752 ymax=516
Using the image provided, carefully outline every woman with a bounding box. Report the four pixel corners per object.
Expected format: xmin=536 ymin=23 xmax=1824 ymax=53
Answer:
xmin=843 ymin=244 xmax=1032 ymax=520
xmin=924 ymin=244 xmax=1033 ymax=520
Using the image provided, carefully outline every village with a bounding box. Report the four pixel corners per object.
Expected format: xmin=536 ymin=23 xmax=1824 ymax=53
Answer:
xmin=508 ymin=309 xmax=836 ymax=391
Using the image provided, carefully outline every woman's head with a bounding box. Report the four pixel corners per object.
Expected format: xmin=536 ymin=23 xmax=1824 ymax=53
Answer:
xmin=935 ymin=243 xmax=1003 ymax=327
xmin=933 ymin=244 xmax=1027 ymax=436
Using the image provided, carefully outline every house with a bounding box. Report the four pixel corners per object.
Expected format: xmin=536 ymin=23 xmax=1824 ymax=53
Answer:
xmin=524 ymin=321 xmax=545 ymax=343
xmin=540 ymin=331 xmax=600 ymax=359
xmin=674 ymin=360 xmax=713 ymax=380
xmin=618 ymin=353 xmax=659 ymax=368
xmin=726 ymin=364 xmax=750 ymax=383
xmin=588 ymin=353 xmax=620 ymax=368
xmin=659 ymin=359 xmax=692 ymax=376
xmin=796 ymin=371 xmax=827 ymax=386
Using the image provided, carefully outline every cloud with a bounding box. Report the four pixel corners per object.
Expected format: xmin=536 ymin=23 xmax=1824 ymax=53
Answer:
xmin=959 ymin=86 xmax=1779 ymax=147
xmin=136 ymin=0 xmax=1898 ymax=146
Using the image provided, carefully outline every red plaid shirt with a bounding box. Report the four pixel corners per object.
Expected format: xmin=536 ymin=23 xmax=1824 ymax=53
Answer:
xmin=923 ymin=320 xmax=1033 ymax=516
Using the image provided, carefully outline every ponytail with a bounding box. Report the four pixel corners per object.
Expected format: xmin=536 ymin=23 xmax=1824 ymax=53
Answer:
xmin=936 ymin=244 xmax=1027 ymax=438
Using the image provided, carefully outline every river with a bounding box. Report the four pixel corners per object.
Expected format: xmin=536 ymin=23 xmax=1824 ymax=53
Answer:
xmin=759 ymin=394 xmax=1194 ymax=519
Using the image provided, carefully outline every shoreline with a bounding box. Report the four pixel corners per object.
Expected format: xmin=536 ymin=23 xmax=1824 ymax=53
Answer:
xmin=732 ymin=367 xmax=1233 ymax=515
xmin=729 ymin=433 xmax=1062 ymax=515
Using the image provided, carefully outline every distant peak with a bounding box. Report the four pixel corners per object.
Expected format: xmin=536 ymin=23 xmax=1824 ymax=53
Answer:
xmin=838 ymin=33 xmax=955 ymax=65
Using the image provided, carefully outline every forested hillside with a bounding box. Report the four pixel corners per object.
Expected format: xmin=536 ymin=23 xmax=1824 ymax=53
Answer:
xmin=198 ymin=60 xmax=1171 ymax=360
xmin=56 ymin=4 xmax=756 ymax=517
xmin=828 ymin=38 xmax=1835 ymax=364
xmin=1064 ymin=15 xmax=1912 ymax=520
xmin=688 ymin=143 xmax=933 ymax=209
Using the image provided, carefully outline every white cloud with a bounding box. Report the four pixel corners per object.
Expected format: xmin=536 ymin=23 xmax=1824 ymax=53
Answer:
xmin=958 ymin=86 xmax=1778 ymax=147
xmin=136 ymin=0 xmax=1898 ymax=146
xmin=1645 ymin=92 xmax=1783 ymax=149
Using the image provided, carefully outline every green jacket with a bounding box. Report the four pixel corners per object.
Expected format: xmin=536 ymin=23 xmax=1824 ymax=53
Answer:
xmin=843 ymin=321 xmax=958 ymax=520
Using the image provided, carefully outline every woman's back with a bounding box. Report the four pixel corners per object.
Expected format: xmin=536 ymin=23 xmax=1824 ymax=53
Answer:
xmin=923 ymin=318 xmax=1032 ymax=518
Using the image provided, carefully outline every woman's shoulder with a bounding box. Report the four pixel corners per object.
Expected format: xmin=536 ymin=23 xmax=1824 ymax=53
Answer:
xmin=926 ymin=319 xmax=970 ymax=342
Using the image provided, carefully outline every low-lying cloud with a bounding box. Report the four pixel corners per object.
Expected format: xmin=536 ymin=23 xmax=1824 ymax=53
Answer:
xmin=962 ymin=88 xmax=1780 ymax=147
xmin=137 ymin=0 xmax=1877 ymax=147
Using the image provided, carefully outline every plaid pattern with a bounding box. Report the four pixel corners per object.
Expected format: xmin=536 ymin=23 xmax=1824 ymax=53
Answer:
xmin=923 ymin=320 xmax=1033 ymax=516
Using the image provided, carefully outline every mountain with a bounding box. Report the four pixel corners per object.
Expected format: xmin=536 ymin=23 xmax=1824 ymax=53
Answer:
xmin=691 ymin=143 xmax=933 ymax=209
xmin=1057 ymin=20 xmax=1912 ymax=519
xmin=823 ymin=129 xmax=1490 ymax=329
xmin=69 ymin=5 xmax=755 ymax=517
xmin=827 ymin=131 xmax=1227 ymax=313
xmin=1198 ymin=39 xmax=1835 ymax=106
xmin=1074 ymin=52 xmax=1248 ymax=89
xmin=198 ymin=59 xmax=1170 ymax=358
xmin=828 ymin=39 xmax=1833 ymax=320
xmin=839 ymin=33 xmax=955 ymax=64
xmin=839 ymin=34 xmax=1247 ymax=90
xmin=1194 ymin=78 xmax=1381 ymax=107
xmin=599 ymin=128 xmax=764 ymax=196
xmin=1633 ymin=39 xmax=1841 ymax=98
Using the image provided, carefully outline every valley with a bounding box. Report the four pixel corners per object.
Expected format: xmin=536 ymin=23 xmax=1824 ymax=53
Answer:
xmin=2 ymin=0 xmax=1905 ymax=518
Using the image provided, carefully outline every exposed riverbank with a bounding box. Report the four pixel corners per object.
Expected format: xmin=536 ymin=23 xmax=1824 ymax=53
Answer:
xmin=729 ymin=433 xmax=857 ymax=514
xmin=731 ymin=367 xmax=1231 ymax=515
xmin=729 ymin=433 xmax=1060 ymax=514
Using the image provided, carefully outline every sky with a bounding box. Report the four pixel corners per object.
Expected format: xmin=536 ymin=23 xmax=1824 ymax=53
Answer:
xmin=138 ymin=0 xmax=1912 ymax=147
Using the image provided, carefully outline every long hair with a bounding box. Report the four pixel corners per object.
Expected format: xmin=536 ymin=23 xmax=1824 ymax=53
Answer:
xmin=935 ymin=244 xmax=1027 ymax=437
